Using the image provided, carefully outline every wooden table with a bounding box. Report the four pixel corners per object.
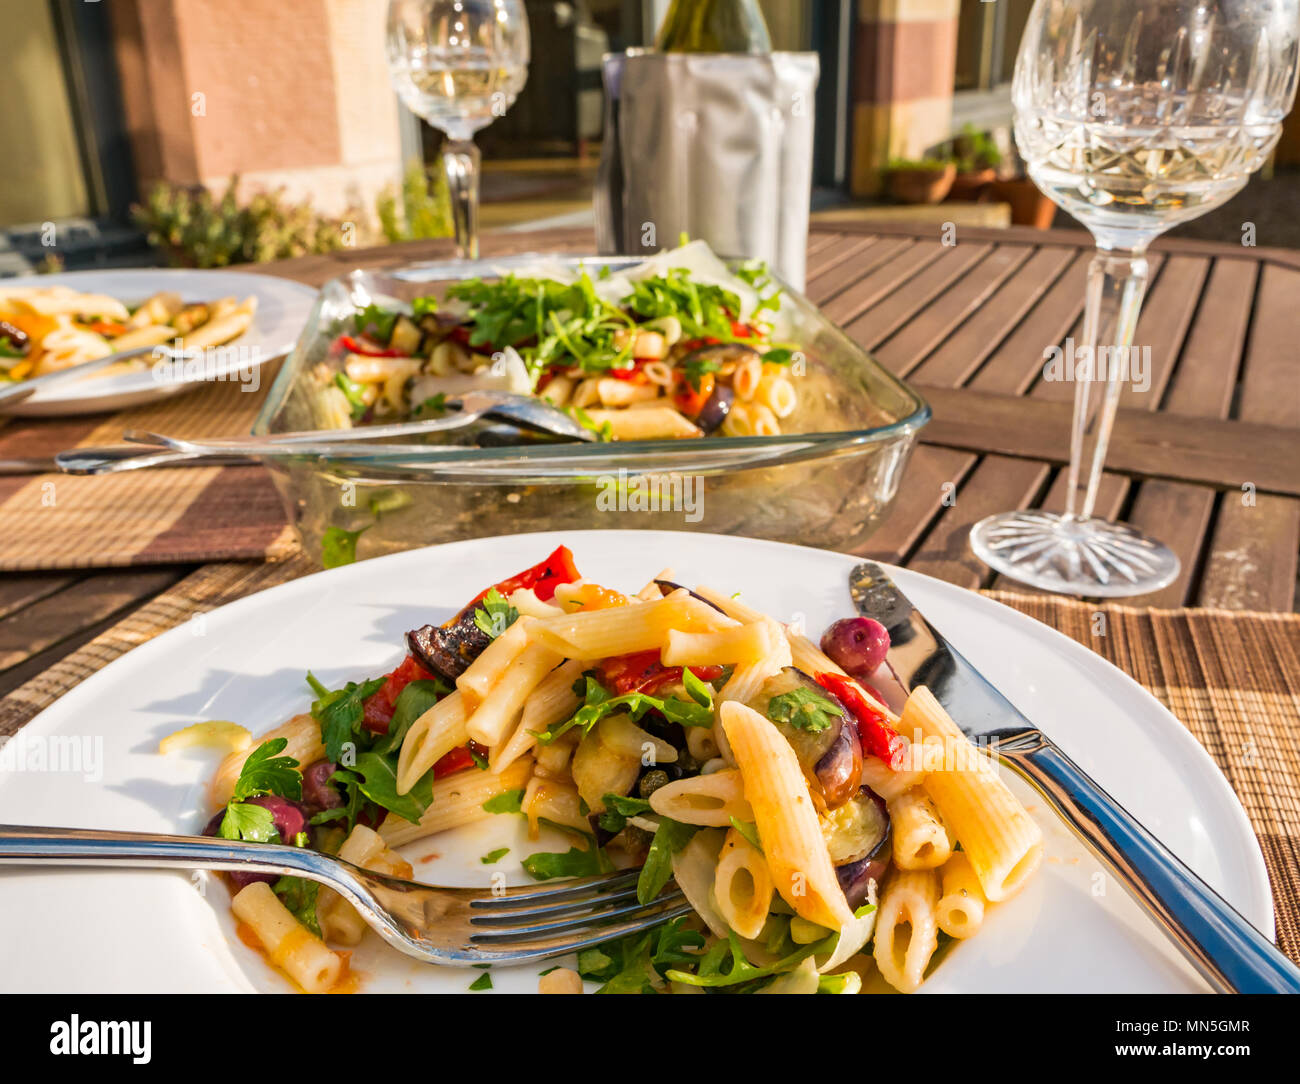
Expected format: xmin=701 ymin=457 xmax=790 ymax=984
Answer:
xmin=2 ymin=222 xmax=1297 ymax=698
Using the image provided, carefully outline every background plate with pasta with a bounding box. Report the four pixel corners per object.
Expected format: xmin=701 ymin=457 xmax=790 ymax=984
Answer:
xmin=0 ymin=268 xmax=316 ymax=416
xmin=0 ymin=530 xmax=1271 ymax=992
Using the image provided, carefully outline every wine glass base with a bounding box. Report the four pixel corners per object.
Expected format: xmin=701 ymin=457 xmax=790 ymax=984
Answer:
xmin=970 ymin=512 xmax=1180 ymax=597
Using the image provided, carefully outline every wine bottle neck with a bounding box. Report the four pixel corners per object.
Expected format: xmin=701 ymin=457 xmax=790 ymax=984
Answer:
xmin=656 ymin=0 xmax=772 ymax=54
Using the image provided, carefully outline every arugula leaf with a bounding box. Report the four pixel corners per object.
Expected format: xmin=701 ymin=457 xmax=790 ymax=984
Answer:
xmin=219 ymin=801 xmax=277 ymax=843
xmin=273 ymin=876 xmax=322 ymax=937
xmin=347 ymin=751 xmax=433 ymax=825
xmin=308 ymin=673 xmax=387 ymax=763
xmin=538 ymin=676 xmax=712 ymax=744
xmin=468 ymin=972 xmax=493 ymax=991
xmin=231 ymin=738 xmax=303 ymax=802
xmin=480 ymin=847 xmax=509 ymax=864
xmin=597 ymin=793 xmax=653 ymax=834
xmin=412 ymin=392 xmax=447 ymax=417
xmin=411 ymin=296 xmax=438 ymax=319
xmin=681 ymin=667 xmax=715 ymax=708
xmin=356 ymin=303 xmax=398 ymax=342
xmin=321 ymin=524 xmax=368 ymax=568
xmin=372 ymin=679 xmax=445 ymax=756
xmin=483 ymin=789 xmax=525 ymax=814
xmin=767 ymin=686 xmax=843 ymax=734
xmin=521 ymin=845 xmax=608 ymax=881
xmin=308 ymin=767 xmax=367 ymax=830
xmin=472 ymin=587 xmax=519 ymax=640
xmin=637 ymin=818 xmax=699 ymax=905
xmin=577 ymin=917 xmax=705 ymax=994
xmin=666 ymin=930 xmax=835 ymax=989
xmin=679 ymin=354 xmax=721 ymax=390
xmin=333 ymin=372 xmax=369 ymax=422
xmin=729 ymin=816 xmax=763 ymax=854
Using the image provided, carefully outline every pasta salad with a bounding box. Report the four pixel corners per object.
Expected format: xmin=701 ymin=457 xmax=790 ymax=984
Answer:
xmin=0 ymin=285 xmax=257 ymax=381
xmin=187 ymin=546 xmax=1043 ymax=994
xmin=314 ymin=241 xmax=803 ymax=441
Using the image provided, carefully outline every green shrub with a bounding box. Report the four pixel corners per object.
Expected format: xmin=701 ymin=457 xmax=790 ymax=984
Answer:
xmin=376 ymin=160 xmax=454 ymax=243
xmin=132 ymin=175 xmax=353 ymax=268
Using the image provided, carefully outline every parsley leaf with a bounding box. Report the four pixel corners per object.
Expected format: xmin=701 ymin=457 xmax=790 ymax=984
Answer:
xmin=231 ymin=738 xmax=303 ymax=802
xmin=472 ymin=587 xmax=518 ymax=640
xmin=411 ymin=296 xmax=438 ymax=319
xmin=219 ymin=801 xmax=277 ymax=843
xmin=767 ymin=686 xmax=843 ymax=733
xmin=637 ymin=817 xmax=698 ymax=905
xmin=468 ymin=972 xmax=493 ymax=991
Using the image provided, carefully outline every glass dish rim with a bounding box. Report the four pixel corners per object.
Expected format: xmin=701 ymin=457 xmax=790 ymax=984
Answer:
xmin=251 ymin=252 xmax=933 ymax=464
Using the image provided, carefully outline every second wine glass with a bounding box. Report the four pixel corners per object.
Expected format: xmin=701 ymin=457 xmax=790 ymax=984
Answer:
xmin=386 ymin=0 xmax=530 ymax=260
xmin=970 ymin=0 xmax=1299 ymax=597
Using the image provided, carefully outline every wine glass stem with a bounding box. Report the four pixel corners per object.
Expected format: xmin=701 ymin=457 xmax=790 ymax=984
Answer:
xmin=1064 ymin=246 xmax=1149 ymax=522
xmin=442 ymin=138 xmax=481 ymax=260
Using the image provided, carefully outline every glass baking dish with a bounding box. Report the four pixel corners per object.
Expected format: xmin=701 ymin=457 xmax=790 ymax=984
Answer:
xmin=252 ymin=254 xmax=931 ymax=565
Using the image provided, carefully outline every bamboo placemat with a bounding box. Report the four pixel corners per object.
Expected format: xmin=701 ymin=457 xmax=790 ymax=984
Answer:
xmin=0 ymin=379 xmax=296 ymax=570
xmin=0 ymin=566 xmax=1295 ymax=962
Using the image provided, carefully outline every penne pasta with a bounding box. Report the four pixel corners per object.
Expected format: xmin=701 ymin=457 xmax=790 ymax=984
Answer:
xmin=936 ymin=852 xmax=986 ymax=939
xmin=456 ymin=618 xmax=532 ymax=709
xmin=232 ymin=881 xmax=344 ymax=994
xmin=464 ymin=641 xmax=565 ymax=748
xmin=872 ymin=868 xmax=940 ymax=993
xmin=713 ymin=826 xmax=774 ymax=940
xmin=888 ymin=786 xmax=953 ymax=870
xmin=492 ymin=658 xmax=584 ymax=772
xmin=904 ymin=687 xmax=1043 ymax=902
xmin=662 ymin=619 xmax=780 ymax=668
xmin=582 ymin=406 xmax=702 ymax=440
xmin=396 ymin=690 xmax=469 ymax=795
xmin=647 ymin=768 xmax=752 ymax=827
xmin=720 ymin=701 xmax=854 ymax=931
xmin=379 ymin=756 xmax=533 ymax=847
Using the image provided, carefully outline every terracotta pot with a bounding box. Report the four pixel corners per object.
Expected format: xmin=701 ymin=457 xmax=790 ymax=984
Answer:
xmin=991 ymin=178 xmax=1058 ymax=229
xmin=947 ymin=167 xmax=998 ymax=201
xmin=888 ymin=163 xmax=956 ymax=205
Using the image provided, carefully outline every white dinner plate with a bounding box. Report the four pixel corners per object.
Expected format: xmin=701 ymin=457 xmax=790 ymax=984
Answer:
xmin=0 ymin=530 xmax=1272 ymax=993
xmin=2 ymin=268 xmax=317 ymax=415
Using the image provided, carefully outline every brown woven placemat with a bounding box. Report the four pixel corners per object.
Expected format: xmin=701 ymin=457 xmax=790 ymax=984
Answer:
xmin=0 ymin=566 xmax=1295 ymax=963
xmin=0 ymin=377 xmax=296 ymax=571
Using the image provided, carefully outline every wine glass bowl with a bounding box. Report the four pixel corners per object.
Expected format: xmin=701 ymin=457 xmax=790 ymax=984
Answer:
xmin=970 ymin=0 xmax=1299 ymax=597
xmin=386 ymin=0 xmax=530 ymax=258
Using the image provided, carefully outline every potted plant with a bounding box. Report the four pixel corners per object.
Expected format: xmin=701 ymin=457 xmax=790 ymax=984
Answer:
xmin=886 ymin=157 xmax=957 ymax=205
xmin=948 ymin=124 xmax=1002 ymax=201
xmin=988 ymin=144 xmax=1059 ymax=228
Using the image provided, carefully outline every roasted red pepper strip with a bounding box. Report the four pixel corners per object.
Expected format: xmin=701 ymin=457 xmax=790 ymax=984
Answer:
xmin=361 ymin=654 xmax=436 ymax=733
xmin=469 ymin=545 xmax=581 ymax=606
xmin=815 ymin=672 xmax=906 ymax=769
xmin=432 ymin=742 xmax=488 ymax=779
xmin=339 ymin=334 xmax=405 ymax=358
xmin=599 ymin=650 xmax=725 ymax=697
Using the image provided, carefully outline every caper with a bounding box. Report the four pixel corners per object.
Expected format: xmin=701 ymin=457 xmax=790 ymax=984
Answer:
xmin=638 ymin=769 xmax=671 ymax=798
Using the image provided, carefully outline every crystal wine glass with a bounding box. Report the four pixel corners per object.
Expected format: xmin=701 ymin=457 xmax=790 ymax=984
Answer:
xmin=386 ymin=0 xmax=530 ymax=260
xmin=970 ymin=0 xmax=1299 ymax=596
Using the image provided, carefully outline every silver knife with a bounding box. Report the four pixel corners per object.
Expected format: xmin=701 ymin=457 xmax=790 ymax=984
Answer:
xmin=849 ymin=561 xmax=1300 ymax=994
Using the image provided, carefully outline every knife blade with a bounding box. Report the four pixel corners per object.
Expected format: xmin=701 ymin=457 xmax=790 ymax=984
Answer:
xmin=847 ymin=560 xmax=1300 ymax=994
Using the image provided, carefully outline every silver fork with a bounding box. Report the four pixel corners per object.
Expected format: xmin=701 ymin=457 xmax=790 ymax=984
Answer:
xmin=0 ymin=825 xmax=689 ymax=966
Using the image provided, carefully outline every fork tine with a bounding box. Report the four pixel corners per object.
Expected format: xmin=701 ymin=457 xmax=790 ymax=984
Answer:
xmin=469 ymin=897 xmax=695 ymax=959
xmin=468 ymin=879 xmax=651 ymax=923
xmin=470 ymin=886 xmax=684 ymax=935
xmin=468 ymin=869 xmax=642 ymax=909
